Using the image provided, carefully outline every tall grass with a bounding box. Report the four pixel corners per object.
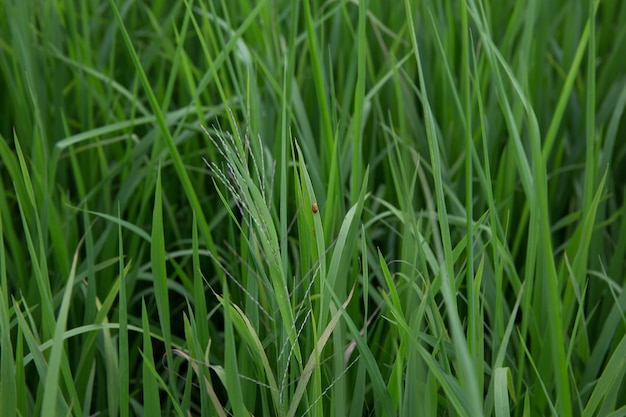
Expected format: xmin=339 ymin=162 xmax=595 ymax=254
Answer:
xmin=1 ymin=0 xmax=625 ymax=416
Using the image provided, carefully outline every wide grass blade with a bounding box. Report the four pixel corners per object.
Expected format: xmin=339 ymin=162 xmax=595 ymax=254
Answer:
xmin=494 ymin=367 xmax=512 ymax=417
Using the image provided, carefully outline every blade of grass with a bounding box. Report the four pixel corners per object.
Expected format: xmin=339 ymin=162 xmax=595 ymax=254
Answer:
xmin=219 ymin=299 xmax=283 ymax=416
xmin=13 ymin=297 xmax=68 ymax=416
xmin=117 ymin=207 xmax=129 ymax=417
xmin=41 ymin=243 xmax=79 ymax=417
xmin=349 ymin=0 xmax=367 ymax=202
xmin=0 ymin=291 xmax=16 ymax=417
xmin=150 ymin=164 xmax=174 ymax=389
xmin=581 ymin=333 xmax=626 ymax=417
xmin=141 ymin=300 xmax=162 ymax=417
xmin=286 ymin=286 xmax=354 ymax=417
xmin=302 ymin=0 xmax=333 ymax=172
xmin=542 ymin=0 xmax=601 ymax=159
xmin=494 ymin=367 xmax=512 ymax=417
xmin=0 ymin=194 xmax=16 ymax=417
xmin=222 ymin=286 xmax=248 ymax=417
xmin=173 ymin=343 xmax=227 ymax=417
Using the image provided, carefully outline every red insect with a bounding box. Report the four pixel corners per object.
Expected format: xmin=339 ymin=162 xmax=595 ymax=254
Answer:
xmin=312 ymin=203 xmax=319 ymax=213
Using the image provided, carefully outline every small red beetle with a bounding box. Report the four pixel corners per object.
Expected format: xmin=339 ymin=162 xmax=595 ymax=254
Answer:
xmin=311 ymin=203 xmax=319 ymax=213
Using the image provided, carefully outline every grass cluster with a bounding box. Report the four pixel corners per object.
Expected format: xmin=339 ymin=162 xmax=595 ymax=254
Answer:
xmin=1 ymin=0 xmax=626 ymax=416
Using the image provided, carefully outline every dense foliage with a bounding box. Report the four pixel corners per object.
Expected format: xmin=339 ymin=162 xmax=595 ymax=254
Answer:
xmin=1 ymin=0 xmax=625 ymax=416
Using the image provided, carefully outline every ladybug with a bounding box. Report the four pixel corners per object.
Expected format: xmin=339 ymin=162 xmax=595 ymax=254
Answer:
xmin=311 ymin=203 xmax=319 ymax=213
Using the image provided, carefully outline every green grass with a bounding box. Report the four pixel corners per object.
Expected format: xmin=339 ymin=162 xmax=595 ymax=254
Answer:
xmin=1 ymin=0 xmax=626 ymax=416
